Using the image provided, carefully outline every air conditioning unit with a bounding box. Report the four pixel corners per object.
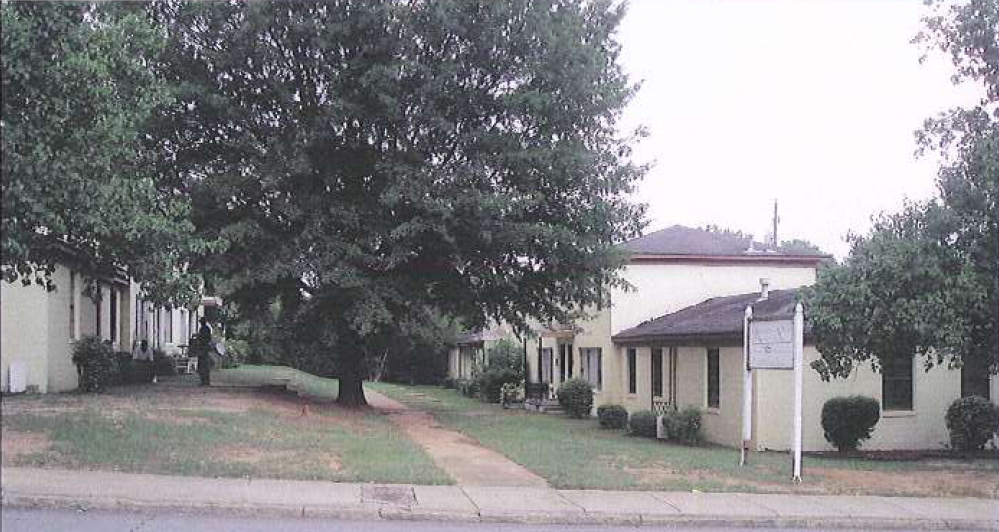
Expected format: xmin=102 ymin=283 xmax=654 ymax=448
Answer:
xmin=8 ymin=361 xmax=27 ymax=393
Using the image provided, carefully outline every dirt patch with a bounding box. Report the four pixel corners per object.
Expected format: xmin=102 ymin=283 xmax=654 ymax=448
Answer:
xmin=811 ymin=466 xmax=999 ymax=498
xmin=214 ymin=444 xmax=342 ymax=471
xmin=1 ymin=431 xmax=53 ymax=463
xmin=623 ymin=464 xmax=811 ymax=494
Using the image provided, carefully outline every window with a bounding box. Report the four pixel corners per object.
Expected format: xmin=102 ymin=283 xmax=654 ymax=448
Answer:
xmin=652 ymin=348 xmax=663 ymax=398
xmin=668 ymin=347 xmax=678 ymax=405
xmin=627 ymin=348 xmax=637 ymax=394
xmin=69 ymin=272 xmax=76 ymax=339
xmin=95 ymin=283 xmax=102 ymax=338
xmin=581 ymin=348 xmax=602 ymax=390
xmin=882 ymin=356 xmax=914 ymax=411
xmin=109 ymin=288 xmax=117 ymax=344
xmin=707 ymin=348 xmax=720 ymax=409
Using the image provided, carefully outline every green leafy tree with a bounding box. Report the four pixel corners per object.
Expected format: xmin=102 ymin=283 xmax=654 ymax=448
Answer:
xmin=808 ymin=0 xmax=998 ymax=379
xmin=149 ymin=0 xmax=646 ymax=406
xmin=1 ymin=3 xmax=207 ymax=304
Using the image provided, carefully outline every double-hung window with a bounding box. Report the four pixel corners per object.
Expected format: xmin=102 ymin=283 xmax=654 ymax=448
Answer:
xmin=627 ymin=348 xmax=637 ymax=394
xmin=706 ymin=348 xmax=720 ymax=409
xmin=652 ymin=348 xmax=664 ymax=398
xmin=581 ymin=348 xmax=602 ymax=391
xmin=882 ymin=356 xmax=914 ymax=411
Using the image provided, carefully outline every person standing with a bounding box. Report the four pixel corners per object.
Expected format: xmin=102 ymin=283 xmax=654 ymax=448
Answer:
xmin=195 ymin=318 xmax=215 ymax=386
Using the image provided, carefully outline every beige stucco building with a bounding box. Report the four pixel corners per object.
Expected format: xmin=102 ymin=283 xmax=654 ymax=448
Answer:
xmin=447 ymin=225 xmax=997 ymax=451
xmin=613 ymin=288 xmax=998 ymax=452
xmin=1 ymin=260 xmax=202 ymax=393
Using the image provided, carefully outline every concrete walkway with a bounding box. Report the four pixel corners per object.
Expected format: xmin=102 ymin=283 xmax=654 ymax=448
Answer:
xmin=365 ymin=389 xmax=547 ymax=488
xmin=2 ymin=467 xmax=996 ymax=529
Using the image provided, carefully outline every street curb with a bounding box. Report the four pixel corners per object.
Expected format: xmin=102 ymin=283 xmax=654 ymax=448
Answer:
xmin=5 ymin=492 xmax=996 ymax=530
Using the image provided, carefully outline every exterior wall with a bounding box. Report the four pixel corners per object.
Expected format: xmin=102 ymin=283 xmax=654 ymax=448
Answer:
xmin=754 ymin=346 xmax=994 ymax=452
xmin=1 ymin=264 xmax=140 ymax=394
xmin=1 ymin=278 xmax=51 ymax=393
xmin=609 ymin=263 xmax=817 ymax=334
xmin=45 ymin=266 xmax=78 ymax=392
xmin=573 ymin=304 xmax=616 ymax=408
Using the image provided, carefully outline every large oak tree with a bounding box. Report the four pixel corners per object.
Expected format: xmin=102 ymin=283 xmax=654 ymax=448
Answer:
xmin=149 ymin=0 xmax=647 ymax=405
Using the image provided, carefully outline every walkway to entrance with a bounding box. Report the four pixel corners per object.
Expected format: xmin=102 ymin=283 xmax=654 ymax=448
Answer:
xmin=364 ymin=389 xmax=548 ymax=488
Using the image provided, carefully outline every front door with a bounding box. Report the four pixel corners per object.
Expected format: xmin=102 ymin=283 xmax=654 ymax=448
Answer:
xmin=541 ymin=348 xmax=553 ymax=385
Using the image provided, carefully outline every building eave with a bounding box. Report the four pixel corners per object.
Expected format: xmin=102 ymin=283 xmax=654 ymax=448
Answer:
xmin=627 ymin=254 xmax=828 ymax=266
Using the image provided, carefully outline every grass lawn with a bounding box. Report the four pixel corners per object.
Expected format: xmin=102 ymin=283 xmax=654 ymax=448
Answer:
xmin=214 ymin=364 xmax=339 ymax=400
xmin=367 ymin=382 xmax=999 ymax=497
xmin=1 ymin=366 xmax=450 ymax=485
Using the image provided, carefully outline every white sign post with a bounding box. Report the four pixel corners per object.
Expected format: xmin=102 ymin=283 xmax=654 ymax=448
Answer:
xmin=741 ymin=306 xmax=753 ymax=467
xmin=791 ymin=302 xmax=804 ymax=483
xmin=742 ymin=303 xmax=805 ymax=483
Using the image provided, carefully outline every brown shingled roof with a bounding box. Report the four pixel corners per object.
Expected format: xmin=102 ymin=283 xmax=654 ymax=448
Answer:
xmin=618 ymin=225 xmax=827 ymax=259
xmin=612 ymin=288 xmax=807 ymax=344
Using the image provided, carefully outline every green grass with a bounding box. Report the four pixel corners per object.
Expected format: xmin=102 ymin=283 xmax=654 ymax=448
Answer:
xmin=367 ymin=383 xmax=999 ymax=497
xmin=214 ymin=364 xmax=339 ymax=401
xmin=2 ymin=368 xmax=450 ymax=485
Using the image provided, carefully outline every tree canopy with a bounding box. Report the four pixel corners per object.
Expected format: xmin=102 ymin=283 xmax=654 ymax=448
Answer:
xmin=1 ymin=3 xmax=209 ymax=304
xmin=807 ymin=0 xmax=998 ymax=381
xmin=147 ymin=0 xmax=647 ymax=405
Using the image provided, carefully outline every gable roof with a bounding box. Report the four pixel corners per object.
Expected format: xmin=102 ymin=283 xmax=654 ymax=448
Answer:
xmin=618 ymin=226 xmax=828 ymax=263
xmin=612 ymin=288 xmax=806 ymax=344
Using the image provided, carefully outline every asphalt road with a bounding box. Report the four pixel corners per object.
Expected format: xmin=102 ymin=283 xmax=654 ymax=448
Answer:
xmin=1 ymin=507 xmax=973 ymax=532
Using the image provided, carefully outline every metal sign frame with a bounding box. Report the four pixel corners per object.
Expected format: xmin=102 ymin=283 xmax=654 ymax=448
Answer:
xmin=741 ymin=303 xmax=804 ymax=483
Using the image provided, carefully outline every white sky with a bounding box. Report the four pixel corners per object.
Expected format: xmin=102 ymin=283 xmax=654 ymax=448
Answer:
xmin=617 ymin=0 xmax=983 ymax=258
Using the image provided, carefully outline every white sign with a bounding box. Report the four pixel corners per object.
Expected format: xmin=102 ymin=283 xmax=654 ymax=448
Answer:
xmin=748 ymin=319 xmax=794 ymax=369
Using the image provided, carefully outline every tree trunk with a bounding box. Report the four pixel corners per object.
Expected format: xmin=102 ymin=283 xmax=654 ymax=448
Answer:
xmin=337 ymin=349 xmax=367 ymax=407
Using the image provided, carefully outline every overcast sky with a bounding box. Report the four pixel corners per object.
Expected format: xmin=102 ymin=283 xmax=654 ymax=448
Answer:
xmin=616 ymin=0 xmax=982 ymax=258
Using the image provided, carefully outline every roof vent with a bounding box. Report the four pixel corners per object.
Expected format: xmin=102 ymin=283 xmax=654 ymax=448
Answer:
xmin=758 ymin=278 xmax=770 ymax=301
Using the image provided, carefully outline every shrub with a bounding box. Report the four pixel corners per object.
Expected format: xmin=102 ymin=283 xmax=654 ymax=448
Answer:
xmin=442 ymin=377 xmax=458 ymax=389
xmin=664 ymin=406 xmax=702 ymax=444
xmin=457 ymin=379 xmax=479 ymax=398
xmin=821 ymin=396 xmax=880 ymax=452
xmin=945 ymin=396 xmax=999 ymax=451
xmin=152 ymin=351 xmax=176 ymax=377
xmin=557 ymin=378 xmax=594 ymax=418
xmin=597 ymin=404 xmax=628 ymax=429
xmin=629 ymin=410 xmax=657 ymax=438
xmin=71 ymin=336 xmax=115 ymax=393
xmin=112 ymin=351 xmax=155 ymax=385
xmin=475 ymin=367 xmax=521 ymax=403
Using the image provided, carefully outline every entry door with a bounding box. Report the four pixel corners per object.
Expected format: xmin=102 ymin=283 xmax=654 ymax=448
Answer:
xmin=541 ymin=348 xmax=553 ymax=384
xmin=558 ymin=344 xmax=567 ymax=383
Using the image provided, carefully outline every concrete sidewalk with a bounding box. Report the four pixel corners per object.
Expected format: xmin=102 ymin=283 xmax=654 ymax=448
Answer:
xmin=1 ymin=467 xmax=995 ymax=530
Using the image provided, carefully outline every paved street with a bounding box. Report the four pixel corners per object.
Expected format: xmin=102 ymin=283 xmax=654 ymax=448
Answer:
xmin=2 ymin=508 xmax=977 ymax=532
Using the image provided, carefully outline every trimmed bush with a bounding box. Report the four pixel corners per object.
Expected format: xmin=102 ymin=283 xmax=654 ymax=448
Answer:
xmin=457 ymin=379 xmax=479 ymax=398
xmin=152 ymin=351 xmax=176 ymax=377
xmin=557 ymin=378 xmax=594 ymax=418
xmin=629 ymin=410 xmax=657 ymax=438
xmin=475 ymin=367 xmax=521 ymax=403
xmin=597 ymin=404 xmax=629 ymax=429
xmin=442 ymin=377 xmax=458 ymax=389
xmin=945 ymin=395 xmax=999 ymax=451
xmin=663 ymin=406 xmax=703 ymax=444
xmin=821 ymin=395 xmax=880 ymax=452
xmin=111 ymin=351 xmax=155 ymax=385
xmin=72 ymin=336 xmax=115 ymax=393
